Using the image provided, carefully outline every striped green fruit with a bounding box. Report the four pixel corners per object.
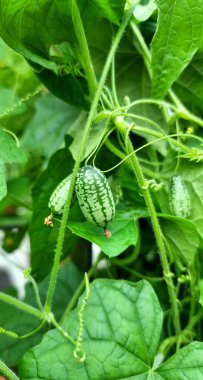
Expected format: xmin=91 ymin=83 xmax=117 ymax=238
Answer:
xmin=169 ymin=175 xmax=191 ymax=218
xmin=75 ymin=166 xmax=115 ymax=233
xmin=48 ymin=174 xmax=72 ymax=215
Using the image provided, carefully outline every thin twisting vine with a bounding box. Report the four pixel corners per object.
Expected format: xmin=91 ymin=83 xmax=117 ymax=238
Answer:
xmin=73 ymin=273 xmax=90 ymax=362
xmin=0 ymin=85 xmax=43 ymax=120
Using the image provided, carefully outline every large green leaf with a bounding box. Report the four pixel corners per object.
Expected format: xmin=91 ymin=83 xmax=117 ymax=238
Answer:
xmin=116 ymin=50 xmax=154 ymax=114
xmin=0 ymin=1 xmax=125 ymax=108
xmin=35 ymin=67 xmax=89 ymax=109
xmin=0 ymin=0 xmax=125 ymax=64
xmin=159 ymin=214 xmax=198 ymax=266
xmin=19 ymin=279 xmax=163 ymax=379
xmin=0 ymin=262 xmax=82 ymax=366
xmin=174 ymin=50 xmax=203 ymax=111
xmin=115 ymin=46 xmax=169 ymax=155
xmin=69 ymin=118 xmax=107 ymax=161
xmin=19 ymin=279 xmax=203 ymax=379
xmin=0 ymin=164 xmax=6 ymax=201
xmin=0 ymin=128 xmax=27 ymax=164
xmin=68 ymin=208 xmax=139 ymax=257
xmin=22 ymin=93 xmax=80 ymax=160
xmin=156 ymin=343 xmax=203 ymax=379
xmin=151 ymin=0 xmax=203 ymax=98
xmin=30 ymin=145 xmax=77 ymax=280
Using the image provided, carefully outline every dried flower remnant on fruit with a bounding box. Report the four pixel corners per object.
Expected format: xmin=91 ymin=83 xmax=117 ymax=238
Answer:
xmin=44 ymin=214 xmax=54 ymax=227
xmin=104 ymin=228 xmax=111 ymax=239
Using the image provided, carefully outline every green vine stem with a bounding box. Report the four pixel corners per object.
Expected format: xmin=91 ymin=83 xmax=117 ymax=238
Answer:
xmin=112 ymin=261 xmax=164 ymax=283
xmin=130 ymin=19 xmax=203 ymax=127
xmin=131 ymin=125 xmax=193 ymax=154
xmin=158 ymin=333 xmax=190 ymax=359
xmin=104 ymin=138 xmax=161 ymax=179
xmin=0 ymin=291 xmax=44 ymax=320
xmin=0 ymin=328 xmax=19 ymax=339
xmin=0 ymin=360 xmax=19 ymax=380
xmin=28 ymin=276 xmax=44 ymax=311
xmin=111 ymin=55 xmax=120 ymax=107
xmin=102 ymin=132 xmax=193 ymax=176
xmin=7 ymin=193 xmax=33 ymax=211
xmin=23 ymin=268 xmax=43 ymax=311
xmin=185 ymin=310 xmax=203 ymax=332
xmin=0 ymin=320 xmax=46 ymax=340
xmin=112 ymin=231 xmax=140 ymax=266
xmin=125 ymin=98 xmax=177 ymax=113
xmin=44 ymin=3 xmax=136 ymax=313
xmin=100 ymin=110 xmax=196 ymax=154
xmin=50 ymin=314 xmax=77 ymax=346
xmin=114 ymin=116 xmax=181 ymax=340
xmin=70 ymin=0 xmax=97 ymax=98
xmin=3 ymin=129 xmax=20 ymax=147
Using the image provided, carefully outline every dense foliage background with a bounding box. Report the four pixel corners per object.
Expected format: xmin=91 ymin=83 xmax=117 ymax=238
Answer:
xmin=1 ymin=1 xmax=203 ymax=379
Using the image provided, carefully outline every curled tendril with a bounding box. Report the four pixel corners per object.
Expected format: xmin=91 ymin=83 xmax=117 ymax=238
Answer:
xmin=23 ymin=267 xmax=32 ymax=279
xmin=73 ymin=273 xmax=90 ymax=363
xmin=56 ymin=63 xmax=84 ymax=77
xmin=141 ymin=179 xmax=163 ymax=192
xmin=178 ymin=148 xmax=203 ymax=162
xmin=178 ymin=275 xmax=190 ymax=284
xmin=0 ymin=86 xmax=43 ymax=120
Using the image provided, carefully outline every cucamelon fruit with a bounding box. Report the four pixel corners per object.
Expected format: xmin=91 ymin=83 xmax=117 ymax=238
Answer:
xmin=48 ymin=173 xmax=72 ymax=215
xmin=169 ymin=175 xmax=191 ymax=218
xmin=75 ymin=165 xmax=115 ymax=237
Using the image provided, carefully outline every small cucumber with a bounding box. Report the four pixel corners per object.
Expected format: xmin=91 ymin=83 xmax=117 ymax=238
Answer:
xmin=75 ymin=166 xmax=115 ymax=235
xmin=169 ymin=175 xmax=191 ymax=218
xmin=48 ymin=174 xmax=72 ymax=215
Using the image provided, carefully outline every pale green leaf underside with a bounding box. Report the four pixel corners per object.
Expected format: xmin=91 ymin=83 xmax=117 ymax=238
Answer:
xmin=159 ymin=214 xmax=198 ymax=265
xmin=22 ymin=93 xmax=80 ymax=160
xmin=157 ymin=343 xmax=203 ymax=379
xmin=151 ymin=0 xmax=203 ymax=98
xmin=69 ymin=118 xmax=107 ymax=161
